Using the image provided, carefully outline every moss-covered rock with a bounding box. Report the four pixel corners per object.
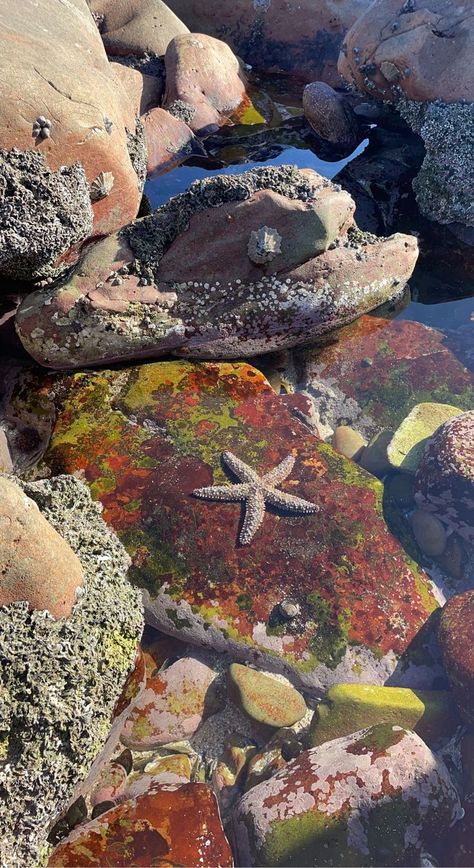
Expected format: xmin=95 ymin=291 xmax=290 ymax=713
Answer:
xmin=228 ymin=663 xmax=307 ymax=728
xmin=0 ymin=475 xmax=143 ymax=867
xmin=387 ymin=402 xmax=463 ymax=474
xmin=232 ymin=724 xmax=462 ymax=866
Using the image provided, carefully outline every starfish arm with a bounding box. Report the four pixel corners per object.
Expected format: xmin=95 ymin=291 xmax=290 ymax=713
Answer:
xmin=262 ymin=454 xmax=295 ymax=486
xmin=222 ymin=451 xmax=259 ymax=484
xmin=193 ymin=483 xmax=250 ymax=502
xmin=239 ymin=490 xmax=266 ymax=545
xmin=266 ymin=489 xmax=319 ymax=514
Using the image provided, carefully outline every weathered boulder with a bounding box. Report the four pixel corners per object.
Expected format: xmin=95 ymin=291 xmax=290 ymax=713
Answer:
xmin=0 ymin=475 xmax=143 ymax=868
xmin=415 ymin=410 xmax=474 ymax=542
xmin=163 ymin=33 xmax=249 ymax=134
xmin=32 ymin=360 xmax=441 ymax=692
xmin=0 ymin=0 xmax=144 ymax=280
xmin=120 ymin=656 xmax=219 ymax=749
xmin=227 ymin=663 xmax=307 ymax=729
xmin=0 ymin=476 xmax=83 ymax=618
xmin=166 ymin=0 xmax=370 ymax=85
xmin=439 ymin=590 xmax=474 ymax=724
xmin=88 ymin=0 xmax=188 ymax=57
xmin=232 ymin=724 xmax=462 ymax=866
xmin=15 ymin=166 xmax=418 ymax=369
xmin=143 ymin=107 xmax=197 ymax=177
xmin=110 ymin=61 xmax=163 ymax=117
xmin=49 ymin=783 xmax=233 ymax=866
xmin=339 ymin=0 xmax=474 ymax=103
xmin=303 ymin=81 xmax=360 ymax=149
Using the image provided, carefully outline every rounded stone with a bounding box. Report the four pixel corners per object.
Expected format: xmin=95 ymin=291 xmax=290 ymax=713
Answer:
xmin=411 ymin=508 xmax=447 ymax=558
xmin=303 ymin=81 xmax=359 ymax=149
xmin=228 ymin=663 xmax=307 ymax=728
xmin=358 ymin=428 xmax=394 ymax=477
xmin=439 ymin=590 xmax=474 ymax=724
xmin=0 ymin=476 xmax=83 ymax=618
xmin=387 ymin=402 xmax=463 ymax=474
xmin=332 ymin=425 xmax=366 ymax=461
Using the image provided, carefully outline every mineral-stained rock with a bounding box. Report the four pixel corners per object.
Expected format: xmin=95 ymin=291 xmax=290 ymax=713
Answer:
xmin=387 ymin=402 xmax=463 ymax=474
xmin=303 ymin=81 xmax=360 ymax=149
xmin=439 ymin=590 xmax=474 ymax=724
xmin=232 ymin=725 xmax=462 ymax=866
xmin=166 ymin=0 xmax=370 ymax=85
xmin=15 ymin=166 xmax=419 ymax=370
xmin=120 ymin=656 xmax=219 ymax=749
xmin=308 ymin=683 xmax=461 ymax=748
xmin=143 ymin=107 xmax=197 ymax=177
xmin=0 ymin=475 xmax=83 ymax=618
xmin=0 ymin=0 xmax=143 ymax=277
xmin=338 ymin=0 xmax=474 ymax=103
xmin=163 ymin=32 xmax=249 ymax=134
xmin=415 ymin=410 xmax=474 ymax=542
xmin=228 ymin=663 xmax=307 ymax=728
xmin=289 ymin=316 xmax=474 ymax=439
xmin=48 ymin=783 xmax=233 ymax=866
xmin=110 ymin=62 xmax=163 ymax=117
xmin=33 ymin=360 xmax=440 ymax=692
xmin=89 ymin=0 xmax=189 ymax=58
xmin=0 ymin=475 xmax=143 ymax=868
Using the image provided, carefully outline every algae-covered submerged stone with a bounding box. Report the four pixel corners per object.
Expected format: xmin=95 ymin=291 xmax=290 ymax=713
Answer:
xmin=308 ymin=683 xmax=461 ymax=748
xmin=0 ymin=475 xmax=143 ymax=868
xmin=387 ymin=402 xmax=463 ymax=474
xmin=232 ymin=724 xmax=462 ymax=867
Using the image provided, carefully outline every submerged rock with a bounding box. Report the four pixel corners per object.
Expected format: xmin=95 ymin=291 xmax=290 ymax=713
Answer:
xmin=0 ymin=0 xmax=143 ymax=278
xmin=49 ymin=783 xmax=233 ymax=866
xmin=303 ymin=81 xmax=360 ymax=150
xmin=15 ymin=166 xmax=418 ymax=369
xmin=232 ymin=724 xmax=462 ymax=866
xmin=387 ymin=402 xmax=463 ymax=474
xmin=33 ymin=360 xmax=440 ymax=692
xmin=163 ymin=32 xmax=249 ymax=134
xmin=0 ymin=475 xmax=143 ymax=868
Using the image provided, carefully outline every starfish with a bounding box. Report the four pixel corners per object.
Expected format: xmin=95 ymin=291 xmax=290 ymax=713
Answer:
xmin=193 ymin=451 xmax=319 ymax=545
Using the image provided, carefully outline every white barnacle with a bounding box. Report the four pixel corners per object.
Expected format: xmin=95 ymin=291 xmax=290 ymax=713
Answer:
xmin=89 ymin=171 xmax=114 ymax=201
xmin=247 ymin=226 xmax=282 ymax=265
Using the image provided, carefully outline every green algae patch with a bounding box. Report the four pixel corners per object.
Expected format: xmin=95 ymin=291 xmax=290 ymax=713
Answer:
xmin=260 ymin=806 xmax=359 ymax=867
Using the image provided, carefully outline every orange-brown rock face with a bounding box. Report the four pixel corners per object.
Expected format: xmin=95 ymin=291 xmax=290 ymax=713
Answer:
xmin=48 ymin=783 xmax=233 ymax=866
xmin=89 ymin=0 xmax=189 ymax=57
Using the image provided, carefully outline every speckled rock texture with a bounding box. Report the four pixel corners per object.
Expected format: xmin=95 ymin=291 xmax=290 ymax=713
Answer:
xmin=143 ymin=107 xmax=197 ymax=177
xmin=163 ymin=32 xmax=249 ymax=134
xmin=303 ymin=81 xmax=360 ymax=149
xmin=287 ymin=315 xmax=474 ymax=440
xmin=0 ymin=475 xmax=143 ymax=868
xmin=0 ymin=475 xmax=83 ymax=617
xmin=120 ymin=655 xmax=219 ymax=749
xmin=415 ymin=410 xmax=474 ymax=542
xmin=48 ymin=783 xmax=233 ymax=866
xmin=232 ymin=724 xmax=462 ymax=866
xmin=15 ymin=166 xmax=418 ymax=369
xmin=338 ymin=0 xmax=474 ymax=103
xmin=32 ymin=361 xmax=440 ymax=692
xmin=439 ymin=590 xmax=474 ymax=723
xmin=228 ymin=663 xmax=307 ymax=728
xmin=166 ymin=0 xmax=370 ymax=85
xmin=88 ymin=0 xmax=189 ymax=57
xmin=0 ymin=0 xmax=143 ymax=273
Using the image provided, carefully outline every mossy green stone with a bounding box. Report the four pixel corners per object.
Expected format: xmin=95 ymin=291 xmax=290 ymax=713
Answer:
xmin=387 ymin=403 xmax=463 ymax=473
xmin=308 ymin=683 xmax=460 ymax=748
xmin=228 ymin=663 xmax=307 ymax=728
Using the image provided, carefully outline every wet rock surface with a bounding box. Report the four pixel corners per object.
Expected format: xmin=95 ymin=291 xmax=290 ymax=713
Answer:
xmin=232 ymin=724 xmax=462 ymax=866
xmin=15 ymin=166 xmax=418 ymax=369
xmin=303 ymin=81 xmax=360 ymax=150
xmin=31 ymin=360 xmax=440 ymax=691
xmin=0 ymin=475 xmax=143 ymax=867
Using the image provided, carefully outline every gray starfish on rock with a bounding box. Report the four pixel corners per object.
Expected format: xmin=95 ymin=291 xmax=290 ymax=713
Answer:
xmin=193 ymin=451 xmax=319 ymax=545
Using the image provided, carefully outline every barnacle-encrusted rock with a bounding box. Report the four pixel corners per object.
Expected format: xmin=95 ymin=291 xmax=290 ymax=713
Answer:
xmin=0 ymin=475 xmax=143 ymax=868
xmin=89 ymin=171 xmax=114 ymax=201
xmin=15 ymin=165 xmax=418 ymax=369
xmin=247 ymin=226 xmax=282 ymax=264
xmin=232 ymin=725 xmax=462 ymax=866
